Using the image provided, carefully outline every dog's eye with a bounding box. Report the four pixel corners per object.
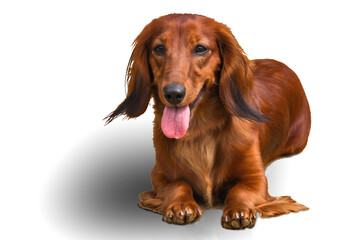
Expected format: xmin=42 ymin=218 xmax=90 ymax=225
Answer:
xmin=154 ymin=45 xmax=166 ymax=55
xmin=193 ymin=45 xmax=209 ymax=55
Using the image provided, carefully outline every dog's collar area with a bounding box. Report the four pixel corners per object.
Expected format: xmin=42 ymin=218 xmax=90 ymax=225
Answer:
xmin=190 ymin=81 xmax=207 ymax=109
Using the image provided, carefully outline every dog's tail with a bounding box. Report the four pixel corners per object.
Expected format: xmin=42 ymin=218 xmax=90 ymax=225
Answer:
xmin=256 ymin=196 xmax=309 ymax=218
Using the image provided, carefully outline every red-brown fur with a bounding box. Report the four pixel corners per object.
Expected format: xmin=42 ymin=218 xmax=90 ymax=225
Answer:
xmin=105 ymin=14 xmax=311 ymax=229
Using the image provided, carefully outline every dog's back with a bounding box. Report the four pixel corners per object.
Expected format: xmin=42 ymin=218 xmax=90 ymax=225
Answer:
xmin=251 ymin=59 xmax=311 ymax=167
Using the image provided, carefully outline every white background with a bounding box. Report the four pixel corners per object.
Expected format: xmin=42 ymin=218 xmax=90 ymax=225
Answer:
xmin=1 ymin=0 xmax=359 ymax=239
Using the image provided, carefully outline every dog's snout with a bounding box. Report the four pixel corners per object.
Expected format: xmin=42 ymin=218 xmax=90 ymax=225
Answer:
xmin=163 ymin=83 xmax=186 ymax=105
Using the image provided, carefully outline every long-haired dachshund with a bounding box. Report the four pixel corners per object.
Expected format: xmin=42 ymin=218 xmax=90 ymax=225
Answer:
xmin=105 ymin=14 xmax=311 ymax=229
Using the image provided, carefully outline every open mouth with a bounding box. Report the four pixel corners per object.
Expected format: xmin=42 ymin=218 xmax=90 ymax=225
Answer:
xmin=161 ymin=81 xmax=207 ymax=139
xmin=189 ymin=81 xmax=207 ymax=110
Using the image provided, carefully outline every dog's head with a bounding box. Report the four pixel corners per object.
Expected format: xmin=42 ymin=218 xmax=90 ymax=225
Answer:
xmin=105 ymin=14 xmax=268 ymax=138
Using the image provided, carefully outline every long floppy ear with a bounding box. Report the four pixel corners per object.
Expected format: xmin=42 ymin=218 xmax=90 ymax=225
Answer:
xmin=216 ymin=24 xmax=270 ymax=122
xmin=104 ymin=26 xmax=154 ymax=124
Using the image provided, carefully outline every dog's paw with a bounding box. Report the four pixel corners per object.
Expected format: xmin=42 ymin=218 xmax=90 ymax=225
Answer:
xmin=221 ymin=208 xmax=257 ymax=230
xmin=163 ymin=200 xmax=204 ymax=225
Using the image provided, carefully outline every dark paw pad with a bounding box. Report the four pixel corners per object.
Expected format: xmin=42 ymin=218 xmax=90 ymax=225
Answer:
xmin=163 ymin=202 xmax=204 ymax=225
xmin=221 ymin=208 xmax=257 ymax=230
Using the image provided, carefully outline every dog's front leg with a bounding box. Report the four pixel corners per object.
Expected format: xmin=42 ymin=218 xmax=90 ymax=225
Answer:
xmin=157 ymin=178 xmax=203 ymax=224
xmin=139 ymin=166 xmax=204 ymax=225
xmin=221 ymin=141 xmax=267 ymax=230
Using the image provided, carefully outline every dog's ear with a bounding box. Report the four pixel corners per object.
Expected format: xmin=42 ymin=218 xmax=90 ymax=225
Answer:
xmin=216 ymin=24 xmax=270 ymax=122
xmin=104 ymin=24 xmax=156 ymax=124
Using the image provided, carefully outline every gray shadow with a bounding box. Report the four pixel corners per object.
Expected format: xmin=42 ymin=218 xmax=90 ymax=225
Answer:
xmin=49 ymin=124 xmax=255 ymax=239
xmin=264 ymin=159 xmax=288 ymax=196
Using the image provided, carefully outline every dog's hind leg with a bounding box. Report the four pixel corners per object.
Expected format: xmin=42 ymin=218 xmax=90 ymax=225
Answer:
xmin=138 ymin=190 xmax=164 ymax=214
xmin=255 ymin=177 xmax=309 ymax=218
xmin=256 ymin=195 xmax=309 ymax=218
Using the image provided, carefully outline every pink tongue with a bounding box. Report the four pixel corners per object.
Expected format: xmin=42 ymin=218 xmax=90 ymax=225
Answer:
xmin=161 ymin=106 xmax=190 ymax=139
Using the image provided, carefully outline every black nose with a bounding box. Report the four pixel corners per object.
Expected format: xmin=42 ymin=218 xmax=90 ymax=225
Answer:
xmin=163 ymin=83 xmax=186 ymax=105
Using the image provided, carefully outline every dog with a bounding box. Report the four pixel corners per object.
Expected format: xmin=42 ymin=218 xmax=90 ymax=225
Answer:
xmin=105 ymin=13 xmax=311 ymax=229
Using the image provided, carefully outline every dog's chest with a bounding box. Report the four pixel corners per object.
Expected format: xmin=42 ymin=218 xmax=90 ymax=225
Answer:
xmin=173 ymin=134 xmax=217 ymax=206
